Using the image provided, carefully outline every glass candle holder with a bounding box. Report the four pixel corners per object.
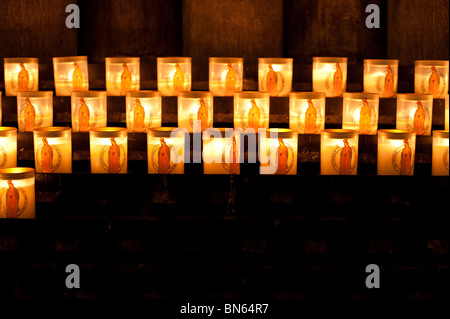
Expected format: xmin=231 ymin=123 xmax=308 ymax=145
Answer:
xmin=148 ymin=127 xmax=185 ymax=174
xmin=33 ymin=127 xmax=72 ymax=173
xmin=414 ymin=60 xmax=449 ymax=98
xmin=0 ymin=167 xmax=35 ymax=219
xmin=396 ymin=94 xmax=433 ymax=136
xmin=258 ymin=58 xmax=293 ymax=97
xmin=342 ymin=93 xmax=379 ymax=135
xmin=289 ymin=92 xmax=325 ymax=134
xmin=259 ymin=128 xmax=298 ymax=175
xmin=445 ymin=94 xmax=449 ymax=131
xmin=157 ymin=57 xmax=191 ymax=96
xmin=363 ymin=59 xmax=399 ymax=98
xmin=209 ymin=57 xmax=243 ymax=96
xmin=17 ymin=91 xmax=53 ymax=132
xmin=105 ymin=57 xmax=140 ymax=96
xmin=377 ymin=130 xmax=416 ymax=175
xmin=53 ymin=56 xmax=89 ymax=96
xmin=178 ymin=91 xmax=213 ymax=133
xmin=89 ymin=127 xmax=127 ymax=174
xmin=432 ymin=130 xmax=449 ymax=176
xmin=71 ymin=91 xmax=107 ymax=132
xmin=126 ymin=91 xmax=162 ymax=133
xmin=313 ymin=57 xmax=348 ymax=97
xmin=202 ymin=128 xmax=242 ymax=175
xmin=0 ymin=91 xmax=2 ymax=125
xmin=4 ymin=58 xmax=39 ymax=96
xmin=0 ymin=127 xmax=17 ymax=169
xmin=320 ymin=129 xmax=358 ymax=175
xmin=234 ymin=92 xmax=270 ymax=132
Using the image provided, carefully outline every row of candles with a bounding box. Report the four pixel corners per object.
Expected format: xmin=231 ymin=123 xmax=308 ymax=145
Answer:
xmin=2 ymin=57 xmax=449 ymax=98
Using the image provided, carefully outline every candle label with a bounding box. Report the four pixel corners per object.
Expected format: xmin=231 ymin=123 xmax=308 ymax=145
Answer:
xmin=0 ymin=147 xmax=7 ymax=168
xmin=150 ymin=139 xmax=182 ymax=174
xmin=267 ymin=142 xmax=295 ymax=174
xmin=379 ymin=65 xmax=395 ymax=98
xmin=420 ymin=67 xmax=445 ymax=98
xmin=444 ymin=147 xmax=449 ymax=171
xmin=10 ymin=64 xmax=37 ymax=93
xmin=225 ymin=63 xmax=237 ymax=96
xmin=188 ymin=99 xmax=210 ymax=132
xmin=220 ymin=139 xmax=240 ymax=174
xmin=71 ymin=62 xmax=84 ymax=92
xmin=19 ymin=99 xmax=44 ymax=132
xmin=0 ymin=181 xmax=28 ymax=218
xmin=260 ymin=66 xmax=285 ymax=97
xmin=406 ymin=101 xmax=429 ymax=135
xmin=35 ymin=140 xmax=63 ymax=173
xmin=120 ymin=63 xmax=132 ymax=95
xmin=172 ymin=63 xmax=185 ymax=95
xmin=73 ymin=100 xmax=98 ymax=131
xmin=323 ymin=64 xmax=345 ymax=97
xmin=239 ymin=99 xmax=266 ymax=131
xmin=351 ymin=99 xmax=375 ymax=134
xmin=99 ymin=138 xmax=126 ymax=173
xmin=330 ymin=139 xmax=357 ymax=175
xmin=130 ymin=98 xmax=151 ymax=132
xmin=391 ymin=139 xmax=414 ymax=175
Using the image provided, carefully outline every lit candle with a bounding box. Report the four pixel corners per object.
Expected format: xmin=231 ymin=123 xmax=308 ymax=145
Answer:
xmin=313 ymin=57 xmax=347 ymax=97
xmin=289 ymin=92 xmax=325 ymax=134
xmin=0 ymin=127 xmax=17 ymax=168
xmin=148 ymin=127 xmax=186 ymax=174
xmin=259 ymin=128 xmax=298 ymax=175
xmin=90 ymin=128 xmax=127 ymax=174
xmin=432 ymin=130 xmax=449 ymax=176
xmin=445 ymin=94 xmax=449 ymax=131
xmin=396 ymin=94 xmax=433 ymax=136
xmin=33 ymin=127 xmax=72 ymax=173
xmin=342 ymin=93 xmax=379 ymax=135
xmin=377 ymin=130 xmax=416 ymax=176
xmin=414 ymin=60 xmax=449 ymax=99
xmin=53 ymin=56 xmax=89 ymax=96
xmin=3 ymin=58 xmax=39 ymax=96
xmin=17 ymin=91 xmax=53 ymax=132
xmin=363 ymin=59 xmax=398 ymax=98
xmin=0 ymin=91 xmax=2 ymax=125
xmin=71 ymin=91 xmax=107 ymax=132
xmin=157 ymin=57 xmax=191 ymax=96
xmin=209 ymin=57 xmax=243 ymax=96
xmin=203 ymin=128 xmax=241 ymax=175
xmin=0 ymin=167 xmax=35 ymax=219
xmin=126 ymin=91 xmax=162 ymax=133
xmin=234 ymin=92 xmax=270 ymax=132
xmin=321 ymin=129 xmax=358 ymax=175
xmin=105 ymin=57 xmax=140 ymax=96
xmin=258 ymin=58 xmax=293 ymax=97
xmin=178 ymin=91 xmax=213 ymax=133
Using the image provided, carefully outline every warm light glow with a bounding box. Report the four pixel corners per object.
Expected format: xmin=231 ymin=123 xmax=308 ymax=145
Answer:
xmin=313 ymin=57 xmax=348 ymax=97
xmin=33 ymin=128 xmax=72 ymax=173
xmin=90 ymin=128 xmax=127 ymax=174
xmin=0 ymin=167 xmax=35 ymax=219
xmin=432 ymin=130 xmax=449 ymax=176
xmin=377 ymin=130 xmax=416 ymax=175
xmin=0 ymin=128 xmax=17 ymax=169
xmin=320 ymin=129 xmax=358 ymax=175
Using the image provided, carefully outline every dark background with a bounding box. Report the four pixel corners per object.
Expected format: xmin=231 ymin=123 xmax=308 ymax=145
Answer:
xmin=0 ymin=0 xmax=449 ymax=311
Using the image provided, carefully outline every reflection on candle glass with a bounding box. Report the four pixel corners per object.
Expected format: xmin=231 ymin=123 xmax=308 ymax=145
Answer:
xmin=258 ymin=58 xmax=293 ymax=97
xmin=17 ymin=92 xmax=53 ymax=132
xmin=33 ymin=127 xmax=72 ymax=173
xmin=90 ymin=128 xmax=127 ymax=174
xmin=209 ymin=58 xmax=243 ymax=96
xmin=321 ymin=129 xmax=359 ymax=175
xmin=342 ymin=93 xmax=379 ymax=135
xmin=157 ymin=57 xmax=191 ymax=96
xmin=432 ymin=130 xmax=449 ymax=176
xmin=414 ymin=60 xmax=449 ymax=99
xmin=203 ymin=128 xmax=241 ymax=175
xmin=4 ymin=58 xmax=39 ymax=96
xmin=0 ymin=167 xmax=35 ymax=219
xmin=363 ymin=59 xmax=398 ymax=98
xmin=259 ymin=129 xmax=298 ymax=175
xmin=313 ymin=57 xmax=347 ymax=97
xmin=53 ymin=56 xmax=89 ymax=96
xmin=0 ymin=127 xmax=17 ymax=169
xmin=377 ymin=130 xmax=416 ymax=175
xmin=105 ymin=57 xmax=140 ymax=96
xmin=396 ymin=94 xmax=433 ymax=136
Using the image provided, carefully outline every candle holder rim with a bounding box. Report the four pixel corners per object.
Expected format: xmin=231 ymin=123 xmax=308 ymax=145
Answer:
xmin=0 ymin=127 xmax=17 ymax=136
xmin=0 ymin=167 xmax=35 ymax=180
xmin=234 ymin=91 xmax=270 ymax=99
xmin=321 ymin=129 xmax=358 ymax=138
xmin=258 ymin=57 xmax=293 ymax=64
xmin=89 ymin=127 xmax=127 ymax=138
xmin=148 ymin=127 xmax=187 ymax=138
xmin=4 ymin=57 xmax=39 ymax=63
xmin=33 ymin=127 xmax=72 ymax=137
xmin=157 ymin=57 xmax=192 ymax=63
xmin=209 ymin=57 xmax=244 ymax=63
xmin=177 ymin=91 xmax=213 ymax=99
xmin=378 ymin=129 xmax=416 ymax=139
xmin=363 ymin=59 xmax=399 ymax=65
xmin=265 ymin=128 xmax=298 ymax=138
xmin=396 ymin=93 xmax=434 ymax=101
xmin=105 ymin=57 xmax=140 ymax=63
xmin=313 ymin=57 xmax=348 ymax=63
xmin=17 ymin=91 xmax=53 ymax=98
xmin=202 ymin=127 xmax=242 ymax=138
xmin=52 ymin=56 xmax=88 ymax=63
xmin=343 ymin=92 xmax=380 ymax=100
xmin=433 ymin=130 xmax=449 ymax=138
xmin=126 ymin=90 xmax=161 ymax=98
xmin=71 ymin=91 xmax=107 ymax=98
xmin=289 ymin=92 xmax=326 ymax=99
xmin=415 ymin=60 xmax=449 ymax=66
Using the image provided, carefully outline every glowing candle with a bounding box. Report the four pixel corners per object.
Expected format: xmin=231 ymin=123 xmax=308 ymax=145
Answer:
xmin=432 ymin=130 xmax=449 ymax=176
xmin=202 ymin=128 xmax=241 ymax=175
xmin=258 ymin=58 xmax=293 ymax=97
xmin=234 ymin=92 xmax=270 ymax=132
xmin=0 ymin=127 xmax=17 ymax=169
xmin=71 ymin=91 xmax=107 ymax=132
xmin=377 ymin=130 xmax=416 ymax=176
xmin=148 ymin=127 xmax=185 ymax=174
xmin=53 ymin=56 xmax=89 ymax=96
xmin=313 ymin=57 xmax=347 ymax=97
xmin=259 ymin=128 xmax=298 ymax=175
xmin=105 ymin=57 xmax=140 ymax=96
xmin=89 ymin=128 xmax=127 ymax=174
xmin=17 ymin=91 xmax=53 ymax=132
xmin=33 ymin=127 xmax=72 ymax=173
xmin=289 ymin=92 xmax=325 ymax=134
xmin=445 ymin=94 xmax=449 ymax=131
xmin=3 ymin=58 xmax=39 ymax=96
xmin=414 ymin=60 xmax=449 ymax=99
xmin=178 ymin=91 xmax=213 ymax=133
xmin=342 ymin=93 xmax=379 ymax=135
xmin=0 ymin=167 xmax=35 ymax=219
xmin=396 ymin=94 xmax=433 ymax=136
xmin=126 ymin=91 xmax=161 ymax=133
xmin=363 ymin=59 xmax=398 ymax=98
xmin=157 ymin=57 xmax=191 ymax=96
xmin=0 ymin=91 xmax=2 ymax=125
xmin=321 ymin=129 xmax=358 ymax=175
xmin=209 ymin=57 xmax=243 ymax=96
